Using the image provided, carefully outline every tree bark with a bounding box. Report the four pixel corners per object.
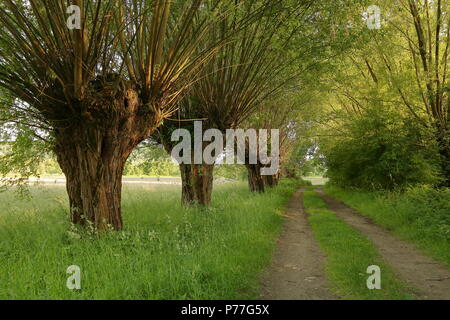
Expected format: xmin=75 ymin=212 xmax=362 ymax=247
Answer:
xmin=179 ymin=163 xmax=195 ymax=205
xmin=55 ymin=136 xmax=127 ymax=231
xmin=191 ymin=163 xmax=214 ymax=205
xmin=53 ymin=86 xmax=157 ymax=231
xmin=246 ymin=163 xmax=265 ymax=193
xmin=179 ymin=163 xmax=214 ymax=205
xmin=158 ymin=123 xmax=217 ymax=206
xmin=263 ymin=174 xmax=279 ymax=188
xmin=55 ymin=144 xmax=84 ymax=225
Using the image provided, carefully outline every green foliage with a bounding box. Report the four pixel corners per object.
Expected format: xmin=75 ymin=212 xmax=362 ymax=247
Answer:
xmin=124 ymin=145 xmax=179 ymax=177
xmin=282 ymin=141 xmax=326 ymax=178
xmin=316 ymin=0 xmax=450 ymax=185
xmin=38 ymin=157 xmax=62 ymax=175
xmin=0 ymin=126 xmax=48 ymax=187
xmin=320 ymin=106 xmax=442 ymax=190
xmin=0 ymin=180 xmax=303 ymax=299
xmin=324 ymin=185 xmax=450 ymax=268
xmin=123 ymin=144 xmax=247 ymax=180
xmin=214 ymin=164 xmax=247 ymax=181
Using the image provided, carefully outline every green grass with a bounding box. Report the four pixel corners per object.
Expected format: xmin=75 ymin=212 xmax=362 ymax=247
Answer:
xmin=0 ymin=179 xmax=303 ymax=300
xmin=303 ymin=190 xmax=414 ymax=300
xmin=324 ymin=185 xmax=450 ymax=269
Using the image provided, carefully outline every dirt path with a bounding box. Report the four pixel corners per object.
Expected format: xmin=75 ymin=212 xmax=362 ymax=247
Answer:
xmin=261 ymin=189 xmax=336 ymax=300
xmin=316 ymin=189 xmax=450 ymax=300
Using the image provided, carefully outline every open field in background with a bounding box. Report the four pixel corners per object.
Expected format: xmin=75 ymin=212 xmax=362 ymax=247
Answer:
xmin=8 ymin=175 xmax=325 ymax=186
xmin=303 ymin=177 xmax=329 ymax=186
xmin=0 ymin=180 xmax=305 ymax=299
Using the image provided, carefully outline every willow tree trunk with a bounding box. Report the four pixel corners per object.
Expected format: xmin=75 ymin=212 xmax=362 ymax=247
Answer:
xmin=191 ymin=163 xmax=214 ymax=205
xmin=179 ymin=163 xmax=214 ymax=205
xmin=179 ymin=163 xmax=195 ymax=205
xmin=53 ymin=87 xmax=157 ymax=230
xmin=55 ymin=135 xmax=128 ymax=231
xmin=263 ymin=174 xmax=279 ymax=188
xmin=158 ymin=121 xmax=218 ymax=206
xmin=161 ymin=142 xmax=215 ymax=206
xmin=246 ymin=163 xmax=265 ymax=193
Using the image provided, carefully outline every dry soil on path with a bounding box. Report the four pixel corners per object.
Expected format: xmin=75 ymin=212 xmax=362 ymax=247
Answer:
xmin=316 ymin=188 xmax=450 ymax=300
xmin=261 ymin=189 xmax=337 ymax=300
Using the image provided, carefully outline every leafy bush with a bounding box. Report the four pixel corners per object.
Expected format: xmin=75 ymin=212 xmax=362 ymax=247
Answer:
xmin=320 ymin=107 xmax=442 ymax=190
xmin=392 ymin=186 xmax=450 ymax=242
xmin=214 ymin=164 xmax=246 ymax=180
xmin=123 ymin=145 xmax=180 ymax=177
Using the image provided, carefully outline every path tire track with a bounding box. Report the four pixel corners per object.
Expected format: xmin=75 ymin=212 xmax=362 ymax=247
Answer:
xmin=261 ymin=189 xmax=337 ymax=300
xmin=316 ymin=189 xmax=450 ymax=300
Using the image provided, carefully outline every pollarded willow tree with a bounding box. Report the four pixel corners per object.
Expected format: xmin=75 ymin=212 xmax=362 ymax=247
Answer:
xmin=0 ymin=0 xmax=222 ymax=230
xmin=242 ymin=93 xmax=308 ymax=192
xmin=186 ymin=0 xmax=367 ymax=196
xmin=155 ymin=0 xmax=314 ymax=205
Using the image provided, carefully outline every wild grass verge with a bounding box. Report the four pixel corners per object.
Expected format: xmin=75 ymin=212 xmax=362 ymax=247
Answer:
xmin=324 ymin=185 xmax=450 ymax=269
xmin=303 ymin=190 xmax=414 ymax=300
xmin=0 ymin=179 xmax=304 ymax=299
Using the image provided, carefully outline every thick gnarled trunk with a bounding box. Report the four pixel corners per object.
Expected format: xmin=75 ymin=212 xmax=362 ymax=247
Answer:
xmin=56 ymin=138 xmax=128 ymax=230
xmin=180 ymin=163 xmax=214 ymax=206
xmin=246 ymin=163 xmax=265 ymax=193
xmin=263 ymin=173 xmax=279 ymax=188
xmin=54 ymin=87 xmax=157 ymax=231
xmin=191 ymin=163 xmax=214 ymax=205
xmin=56 ymin=145 xmax=84 ymax=225
xmin=246 ymin=162 xmax=279 ymax=192
xmin=159 ymin=125 xmax=216 ymax=206
xmin=180 ymin=163 xmax=195 ymax=205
